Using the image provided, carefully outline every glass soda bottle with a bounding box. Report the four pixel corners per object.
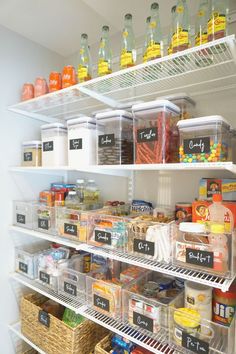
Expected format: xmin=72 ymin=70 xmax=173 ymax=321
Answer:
xmin=208 ymin=0 xmax=228 ymax=53
xmin=172 ymin=0 xmax=190 ymax=53
xmin=195 ymin=0 xmax=213 ymax=67
xmin=168 ymin=6 xmax=176 ymax=56
xmin=120 ymin=14 xmax=136 ymax=69
xmin=146 ymin=3 xmax=162 ymax=61
xmin=143 ymin=16 xmax=151 ymax=63
xmin=98 ymin=26 xmax=112 ymax=77
xmin=78 ymin=33 xmax=92 ymax=83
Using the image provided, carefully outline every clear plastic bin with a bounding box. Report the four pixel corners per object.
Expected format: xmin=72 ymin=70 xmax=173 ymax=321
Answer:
xmin=41 ymin=123 xmax=68 ymax=166
xmin=15 ymin=243 xmax=50 ymax=279
xmin=126 ymin=220 xmax=173 ymax=263
xmin=169 ymin=306 xmax=235 ymax=354
xmin=13 ymin=201 xmax=35 ymax=229
xmin=178 ymin=116 xmax=231 ymax=163
xmin=157 ymin=93 xmax=196 ymax=120
xmin=34 ymin=204 xmax=56 ymax=234
xmin=22 ymin=141 xmax=42 ymax=167
xmin=230 ymin=128 xmax=236 ymax=164
xmin=67 ymin=117 xmax=96 ymax=166
xmin=122 ymin=272 xmax=183 ymax=335
xmin=173 ymin=222 xmax=235 ymax=278
xmin=132 ymin=100 xmax=180 ymax=164
xmin=96 ymin=110 xmax=133 ymax=165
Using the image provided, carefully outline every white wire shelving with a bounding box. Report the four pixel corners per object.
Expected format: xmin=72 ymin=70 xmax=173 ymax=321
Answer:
xmin=8 ymin=35 xmax=236 ymax=122
xmin=10 ymin=225 xmax=235 ymax=292
xmin=10 ymin=272 xmax=176 ymax=354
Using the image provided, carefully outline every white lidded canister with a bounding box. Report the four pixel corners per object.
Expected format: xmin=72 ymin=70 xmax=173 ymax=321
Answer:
xmin=41 ymin=123 xmax=67 ymax=166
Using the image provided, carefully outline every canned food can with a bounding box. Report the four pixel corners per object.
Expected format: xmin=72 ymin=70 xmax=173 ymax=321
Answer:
xmin=49 ymin=71 xmax=62 ymax=92
xmin=62 ymin=65 xmax=77 ymax=88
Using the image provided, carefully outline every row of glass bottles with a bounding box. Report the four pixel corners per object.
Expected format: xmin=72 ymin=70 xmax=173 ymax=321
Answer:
xmin=77 ymin=0 xmax=229 ymax=82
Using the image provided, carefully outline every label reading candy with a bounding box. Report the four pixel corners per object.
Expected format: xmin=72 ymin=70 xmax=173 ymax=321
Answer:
xmin=183 ymin=137 xmax=210 ymax=154
xmin=137 ymin=128 xmax=157 ymax=143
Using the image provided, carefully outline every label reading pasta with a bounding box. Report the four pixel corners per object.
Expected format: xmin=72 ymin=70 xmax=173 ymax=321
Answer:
xmin=182 ymin=332 xmax=209 ymax=354
xmin=137 ymin=128 xmax=157 ymax=143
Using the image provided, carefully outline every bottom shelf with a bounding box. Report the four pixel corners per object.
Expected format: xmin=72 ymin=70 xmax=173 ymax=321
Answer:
xmin=9 ymin=322 xmax=45 ymax=354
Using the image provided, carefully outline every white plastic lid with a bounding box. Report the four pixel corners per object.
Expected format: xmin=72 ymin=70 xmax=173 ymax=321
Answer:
xmin=67 ymin=116 xmax=96 ymax=126
xmin=132 ymin=99 xmax=180 ymax=115
xmin=156 ymin=93 xmax=196 ymax=106
xmin=118 ymin=100 xmax=144 ymax=110
xmin=177 ymin=116 xmax=230 ymax=129
xmin=96 ymin=110 xmax=133 ymax=121
xmin=179 ymin=222 xmax=206 ymax=233
xmin=22 ymin=140 xmax=42 ymax=146
xmin=41 ymin=123 xmax=67 ymax=130
xmin=91 ymin=108 xmax=113 ymax=117
xmin=185 ymin=281 xmax=212 ymax=291
xmin=76 ymin=179 xmax=85 ymax=184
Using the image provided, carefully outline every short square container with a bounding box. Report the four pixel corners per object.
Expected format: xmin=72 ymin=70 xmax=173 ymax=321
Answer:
xmin=67 ymin=117 xmax=96 ymax=166
xmin=132 ymin=100 xmax=180 ymax=164
xmin=41 ymin=123 xmax=68 ymax=166
xmin=173 ymin=222 xmax=235 ymax=278
xmin=122 ymin=272 xmax=183 ymax=335
xmin=178 ymin=116 xmax=231 ymax=163
xmin=22 ymin=141 xmax=42 ymax=167
xmin=13 ymin=201 xmax=35 ymax=229
xmin=34 ymin=204 xmax=56 ymax=234
xmin=126 ymin=220 xmax=173 ymax=263
xmin=96 ymin=110 xmax=133 ymax=165
xmin=157 ymin=93 xmax=196 ymax=120
xmin=15 ymin=243 xmax=50 ymax=279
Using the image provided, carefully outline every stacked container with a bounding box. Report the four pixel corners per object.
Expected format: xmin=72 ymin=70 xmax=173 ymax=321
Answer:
xmin=22 ymin=141 xmax=42 ymax=167
xmin=157 ymin=93 xmax=196 ymax=120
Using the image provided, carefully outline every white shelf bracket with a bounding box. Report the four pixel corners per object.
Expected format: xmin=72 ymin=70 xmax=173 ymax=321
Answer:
xmin=128 ymin=171 xmax=135 ymax=203
xmin=79 ymin=86 xmax=118 ymax=108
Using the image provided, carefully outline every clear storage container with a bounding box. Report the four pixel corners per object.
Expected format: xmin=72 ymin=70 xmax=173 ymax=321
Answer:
xmin=178 ymin=116 xmax=230 ymax=163
xmin=173 ymin=222 xmax=235 ymax=278
xmin=133 ymin=100 xmax=180 ymax=164
xmin=157 ymin=93 xmax=196 ymax=120
xmin=230 ymin=128 xmax=236 ymax=163
xmin=13 ymin=201 xmax=35 ymax=229
xmin=67 ymin=117 xmax=96 ymax=166
xmin=126 ymin=220 xmax=173 ymax=263
xmin=15 ymin=243 xmax=50 ymax=279
xmin=41 ymin=123 xmax=68 ymax=166
xmin=96 ymin=110 xmax=133 ymax=165
xmin=34 ymin=204 xmax=56 ymax=234
xmin=122 ymin=272 xmax=183 ymax=335
xmin=22 ymin=141 xmax=42 ymax=167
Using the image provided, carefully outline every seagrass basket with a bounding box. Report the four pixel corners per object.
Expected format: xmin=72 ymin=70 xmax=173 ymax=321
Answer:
xmin=95 ymin=334 xmax=113 ymax=354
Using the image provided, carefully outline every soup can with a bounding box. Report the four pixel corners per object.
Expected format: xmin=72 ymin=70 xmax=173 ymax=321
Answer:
xmin=62 ymin=65 xmax=77 ymax=88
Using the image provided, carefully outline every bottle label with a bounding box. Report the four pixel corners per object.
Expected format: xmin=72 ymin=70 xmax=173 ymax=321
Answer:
xmin=150 ymin=21 xmax=157 ymax=29
xmin=120 ymin=50 xmax=134 ymax=68
xmin=172 ymin=27 xmax=189 ymax=48
xmin=208 ymin=13 xmax=226 ymax=36
xmin=98 ymin=60 xmax=111 ymax=76
xmin=168 ymin=45 xmax=173 ymax=55
xmin=146 ymin=42 xmax=161 ymax=60
xmin=195 ymin=32 xmax=208 ymax=46
xmin=78 ymin=65 xmax=89 ymax=81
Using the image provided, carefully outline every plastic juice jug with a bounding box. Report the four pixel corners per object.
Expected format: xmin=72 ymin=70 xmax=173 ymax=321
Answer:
xmin=208 ymin=194 xmax=234 ymax=233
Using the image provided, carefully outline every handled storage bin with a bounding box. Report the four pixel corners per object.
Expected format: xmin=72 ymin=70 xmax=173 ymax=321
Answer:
xmin=13 ymin=201 xmax=35 ymax=229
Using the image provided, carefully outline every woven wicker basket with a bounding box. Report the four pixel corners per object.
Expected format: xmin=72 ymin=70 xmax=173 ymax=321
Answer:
xmin=22 ymin=349 xmax=38 ymax=354
xmin=95 ymin=334 xmax=113 ymax=354
xmin=21 ymin=293 xmax=108 ymax=354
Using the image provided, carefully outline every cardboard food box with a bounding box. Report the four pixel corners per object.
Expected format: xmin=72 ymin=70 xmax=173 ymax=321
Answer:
xmin=199 ymin=178 xmax=236 ymax=201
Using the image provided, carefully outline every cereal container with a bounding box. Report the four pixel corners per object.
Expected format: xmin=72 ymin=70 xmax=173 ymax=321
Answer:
xmin=178 ymin=116 xmax=230 ymax=163
xmin=96 ymin=110 xmax=133 ymax=165
xmin=157 ymin=93 xmax=196 ymax=120
xmin=132 ymin=100 xmax=180 ymax=164
xmin=41 ymin=123 xmax=68 ymax=166
xmin=22 ymin=141 xmax=42 ymax=167
xmin=67 ymin=117 xmax=96 ymax=166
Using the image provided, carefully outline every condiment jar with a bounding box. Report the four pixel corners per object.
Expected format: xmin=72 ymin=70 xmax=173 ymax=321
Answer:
xmin=213 ymin=283 xmax=236 ymax=327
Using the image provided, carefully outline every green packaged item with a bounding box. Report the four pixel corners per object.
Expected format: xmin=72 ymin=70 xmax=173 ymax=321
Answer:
xmin=62 ymin=308 xmax=85 ymax=328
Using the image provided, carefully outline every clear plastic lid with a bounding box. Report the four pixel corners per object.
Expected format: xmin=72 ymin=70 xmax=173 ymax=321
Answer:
xmin=67 ymin=116 xmax=96 ymax=127
xmin=156 ymin=93 xmax=196 ymax=106
xmin=22 ymin=140 xmax=42 ymax=147
xmin=41 ymin=123 xmax=67 ymax=131
xmin=177 ymin=116 xmax=230 ymax=130
xmin=132 ymin=99 xmax=180 ymax=117
xmin=179 ymin=222 xmax=206 ymax=233
xmin=96 ymin=110 xmax=133 ymax=121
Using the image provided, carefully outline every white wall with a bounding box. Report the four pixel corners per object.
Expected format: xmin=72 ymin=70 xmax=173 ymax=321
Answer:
xmin=0 ymin=25 xmax=65 ymax=354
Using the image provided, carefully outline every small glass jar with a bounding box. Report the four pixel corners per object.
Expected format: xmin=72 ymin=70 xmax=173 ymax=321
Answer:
xmin=22 ymin=141 xmax=42 ymax=167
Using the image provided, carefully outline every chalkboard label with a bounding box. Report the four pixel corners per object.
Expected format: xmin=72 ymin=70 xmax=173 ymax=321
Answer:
xmin=39 ymin=271 xmax=50 ymax=284
xmin=186 ymin=249 xmax=214 ymax=269
xmin=94 ymin=294 xmax=110 ymax=312
xmin=182 ymin=332 xmax=209 ymax=354
xmin=137 ymin=128 xmax=157 ymax=143
xmin=133 ymin=312 xmax=153 ymax=332
xmin=64 ymin=223 xmax=77 ymax=236
xmin=69 ymin=138 xmax=82 ymax=150
xmin=19 ymin=262 xmax=28 ymax=274
xmin=38 ymin=310 xmax=50 ymax=328
xmin=94 ymin=230 xmax=112 ymax=245
xmin=64 ymin=281 xmax=77 ymax=296
xmin=43 ymin=141 xmax=54 ymax=152
xmin=133 ymin=239 xmax=155 ymax=256
xmin=16 ymin=213 xmax=26 ymax=224
xmin=98 ymin=134 xmax=115 ymax=148
xmin=183 ymin=137 xmax=210 ymax=154
xmin=38 ymin=218 xmax=49 ymax=230
xmin=24 ymin=152 xmax=32 ymax=161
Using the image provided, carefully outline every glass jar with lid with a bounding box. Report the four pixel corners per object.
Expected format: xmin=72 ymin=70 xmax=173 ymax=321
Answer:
xmin=22 ymin=141 xmax=42 ymax=167
xmin=41 ymin=123 xmax=67 ymax=166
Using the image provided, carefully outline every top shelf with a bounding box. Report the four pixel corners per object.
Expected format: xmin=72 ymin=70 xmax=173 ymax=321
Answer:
xmin=8 ymin=35 xmax=236 ymax=123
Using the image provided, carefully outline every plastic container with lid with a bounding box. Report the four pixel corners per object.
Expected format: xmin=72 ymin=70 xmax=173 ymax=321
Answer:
xmin=132 ymin=100 xmax=180 ymax=164
xmin=67 ymin=116 xmax=96 ymax=167
xmin=173 ymin=308 xmax=201 ymax=346
xmin=22 ymin=141 xmax=42 ymax=167
xmin=178 ymin=116 xmax=231 ymax=163
xmin=13 ymin=201 xmax=36 ymax=229
xmin=41 ymin=123 xmax=67 ymax=166
xmin=156 ymin=93 xmax=196 ymax=120
xmin=173 ymin=222 xmax=235 ymax=277
xmin=96 ymin=110 xmax=133 ymax=165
